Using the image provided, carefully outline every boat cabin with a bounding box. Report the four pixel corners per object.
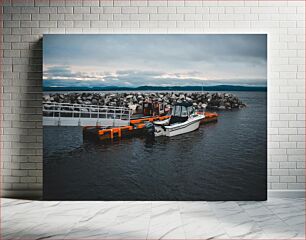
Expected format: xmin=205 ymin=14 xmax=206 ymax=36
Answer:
xmin=170 ymin=102 xmax=195 ymax=124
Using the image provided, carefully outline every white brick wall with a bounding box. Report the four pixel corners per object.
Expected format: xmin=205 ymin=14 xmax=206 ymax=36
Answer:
xmin=1 ymin=0 xmax=305 ymax=197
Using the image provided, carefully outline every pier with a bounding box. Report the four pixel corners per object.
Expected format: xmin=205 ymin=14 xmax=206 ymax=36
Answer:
xmin=43 ymin=102 xmax=131 ymax=127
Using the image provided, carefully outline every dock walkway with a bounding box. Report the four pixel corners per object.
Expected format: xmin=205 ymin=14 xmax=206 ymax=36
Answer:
xmin=43 ymin=102 xmax=131 ymax=127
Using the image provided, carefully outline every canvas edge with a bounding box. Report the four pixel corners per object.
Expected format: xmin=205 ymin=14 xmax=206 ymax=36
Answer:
xmin=1 ymin=190 xmax=304 ymax=200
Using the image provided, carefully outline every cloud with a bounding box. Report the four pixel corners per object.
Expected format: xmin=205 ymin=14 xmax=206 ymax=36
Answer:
xmin=44 ymin=65 xmax=266 ymax=88
xmin=43 ymin=34 xmax=267 ymax=87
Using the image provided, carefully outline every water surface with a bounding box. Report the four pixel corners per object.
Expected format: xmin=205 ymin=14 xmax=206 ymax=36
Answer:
xmin=44 ymin=91 xmax=267 ymax=200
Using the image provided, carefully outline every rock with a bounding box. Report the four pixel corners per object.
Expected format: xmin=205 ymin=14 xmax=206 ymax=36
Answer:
xmin=43 ymin=95 xmax=51 ymax=102
xmin=128 ymin=104 xmax=138 ymax=112
xmin=126 ymin=95 xmax=133 ymax=99
xmin=43 ymin=91 xmax=246 ymax=112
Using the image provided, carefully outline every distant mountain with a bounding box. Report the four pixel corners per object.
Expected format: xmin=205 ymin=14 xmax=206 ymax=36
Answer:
xmin=43 ymin=85 xmax=267 ymax=92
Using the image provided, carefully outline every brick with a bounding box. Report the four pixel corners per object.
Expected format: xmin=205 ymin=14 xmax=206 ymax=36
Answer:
xmin=20 ymin=177 xmax=37 ymax=183
xmin=12 ymin=43 xmax=29 ymax=50
xmin=271 ymin=183 xmax=287 ymax=189
xmin=177 ymin=21 xmax=194 ymax=28
xmin=195 ymin=7 xmax=209 ymax=14
xmin=121 ymin=20 xmax=139 ymax=28
xmin=219 ymin=14 xmax=244 ymax=20
xmin=113 ymin=14 xmax=129 ymax=21
xmin=39 ymin=6 xmax=57 ymax=14
xmin=107 ymin=21 xmax=121 ymax=28
xmin=121 ymin=7 xmax=138 ymax=14
xmin=31 ymin=14 xmax=49 ymax=21
xmin=49 ymin=0 xmax=65 ymax=6
xmin=268 ymin=176 xmax=279 ymax=183
xmin=168 ymin=14 xmax=184 ymax=21
xmin=288 ymin=183 xmax=304 ymax=189
xmin=57 ymin=7 xmax=73 ymax=14
xmin=209 ymin=7 xmax=225 ymax=13
xmin=131 ymin=0 xmax=147 ymax=7
xmin=289 ymin=169 xmax=304 ymax=176
xmin=103 ymin=6 xmax=121 ymax=13
xmin=31 ymin=28 xmax=49 ymax=35
xmin=158 ymin=7 xmax=176 ymax=14
xmin=114 ymin=1 xmax=130 ymax=6
xmin=12 ymin=28 xmax=31 ymax=35
xmin=74 ymin=7 xmax=90 ymax=13
xmin=3 ymin=7 xmax=21 ymax=14
xmin=177 ymin=7 xmax=196 ymax=14
xmin=158 ymin=21 xmax=176 ymax=28
xmin=280 ymin=162 xmax=296 ymax=169
xmin=65 ymin=14 xmax=83 ymax=20
xmin=21 ymin=6 xmax=39 ymax=13
xmin=83 ymin=0 xmax=99 ymax=6
xmin=138 ymin=7 xmax=157 ymax=13
xmin=12 ymin=0 xmax=34 ymax=7
xmin=297 ymin=176 xmax=305 ymax=183
xmin=39 ymin=21 xmax=57 ymax=28
xmin=218 ymin=1 xmax=244 ymax=6
xmin=280 ymin=176 xmax=296 ymax=183
xmin=4 ymin=21 xmax=20 ymax=28
xmin=155 ymin=14 xmax=173 ymax=21
xmin=185 ymin=14 xmax=202 ymax=21
xmin=35 ymin=0 xmax=49 ymax=6
xmin=74 ymin=21 xmax=90 ymax=28
xmin=90 ymin=21 xmax=107 ymax=28
xmin=12 ymin=170 xmax=28 ymax=177
xmin=12 ymin=14 xmax=31 ymax=20
xmin=49 ymin=14 xmax=65 ymax=20
xmin=139 ymin=21 xmax=158 ymax=28
xmin=65 ymin=0 xmax=82 ymax=6
xmin=4 ymin=176 xmax=20 ymax=183
xmin=57 ymin=21 xmax=73 ymax=28
xmin=83 ymin=13 xmax=99 ymax=20
xmin=210 ymin=21 xmax=234 ymax=28
xmin=148 ymin=0 xmax=167 ymax=6
xmin=130 ymin=14 xmax=149 ymax=21
xmin=97 ymin=13 xmax=111 ymax=20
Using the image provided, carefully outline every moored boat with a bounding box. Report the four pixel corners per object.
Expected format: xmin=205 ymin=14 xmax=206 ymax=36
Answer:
xmin=153 ymin=102 xmax=204 ymax=137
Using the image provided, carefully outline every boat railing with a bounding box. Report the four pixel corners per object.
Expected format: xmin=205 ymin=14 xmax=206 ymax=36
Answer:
xmin=42 ymin=102 xmax=132 ymax=121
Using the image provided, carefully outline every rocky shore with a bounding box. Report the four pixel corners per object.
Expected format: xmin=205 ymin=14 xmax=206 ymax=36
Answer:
xmin=43 ymin=92 xmax=246 ymax=112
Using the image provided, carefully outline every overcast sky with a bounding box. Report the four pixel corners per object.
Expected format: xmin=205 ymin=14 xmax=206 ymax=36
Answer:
xmin=43 ymin=34 xmax=267 ymax=88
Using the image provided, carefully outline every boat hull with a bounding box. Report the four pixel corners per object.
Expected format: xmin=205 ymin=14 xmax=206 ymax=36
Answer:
xmin=154 ymin=115 xmax=204 ymax=137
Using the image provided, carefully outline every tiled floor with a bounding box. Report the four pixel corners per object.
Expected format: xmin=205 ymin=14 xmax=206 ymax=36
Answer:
xmin=2 ymin=198 xmax=305 ymax=239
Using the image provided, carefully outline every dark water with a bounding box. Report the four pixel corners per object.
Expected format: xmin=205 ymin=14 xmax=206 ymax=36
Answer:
xmin=43 ymin=91 xmax=267 ymax=200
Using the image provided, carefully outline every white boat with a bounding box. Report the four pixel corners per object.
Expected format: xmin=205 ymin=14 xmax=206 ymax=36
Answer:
xmin=153 ymin=102 xmax=205 ymax=137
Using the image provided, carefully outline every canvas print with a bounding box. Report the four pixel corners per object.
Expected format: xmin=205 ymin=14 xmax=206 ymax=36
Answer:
xmin=43 ymin=34 xmax=267 ymax=200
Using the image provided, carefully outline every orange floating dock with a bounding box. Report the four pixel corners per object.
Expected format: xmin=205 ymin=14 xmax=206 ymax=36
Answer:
xmin=83 ymin=112 xmax=218 ymax=141
xmin=130 ymin=115 xmax=171 ymax=125
xmin=201 ymin=112 xmax=219 ymax=124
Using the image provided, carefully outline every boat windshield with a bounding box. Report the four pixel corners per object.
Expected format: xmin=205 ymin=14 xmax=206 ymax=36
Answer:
xmin=181 ymin=106 xmax=188 ymax=117
xmin=172 ymin=105 xmax=194 ymax=117
xmin=172 ymin=105 xmax=181 ymax=116
xmin=188 ymin=106 xmax=195 ymax=116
